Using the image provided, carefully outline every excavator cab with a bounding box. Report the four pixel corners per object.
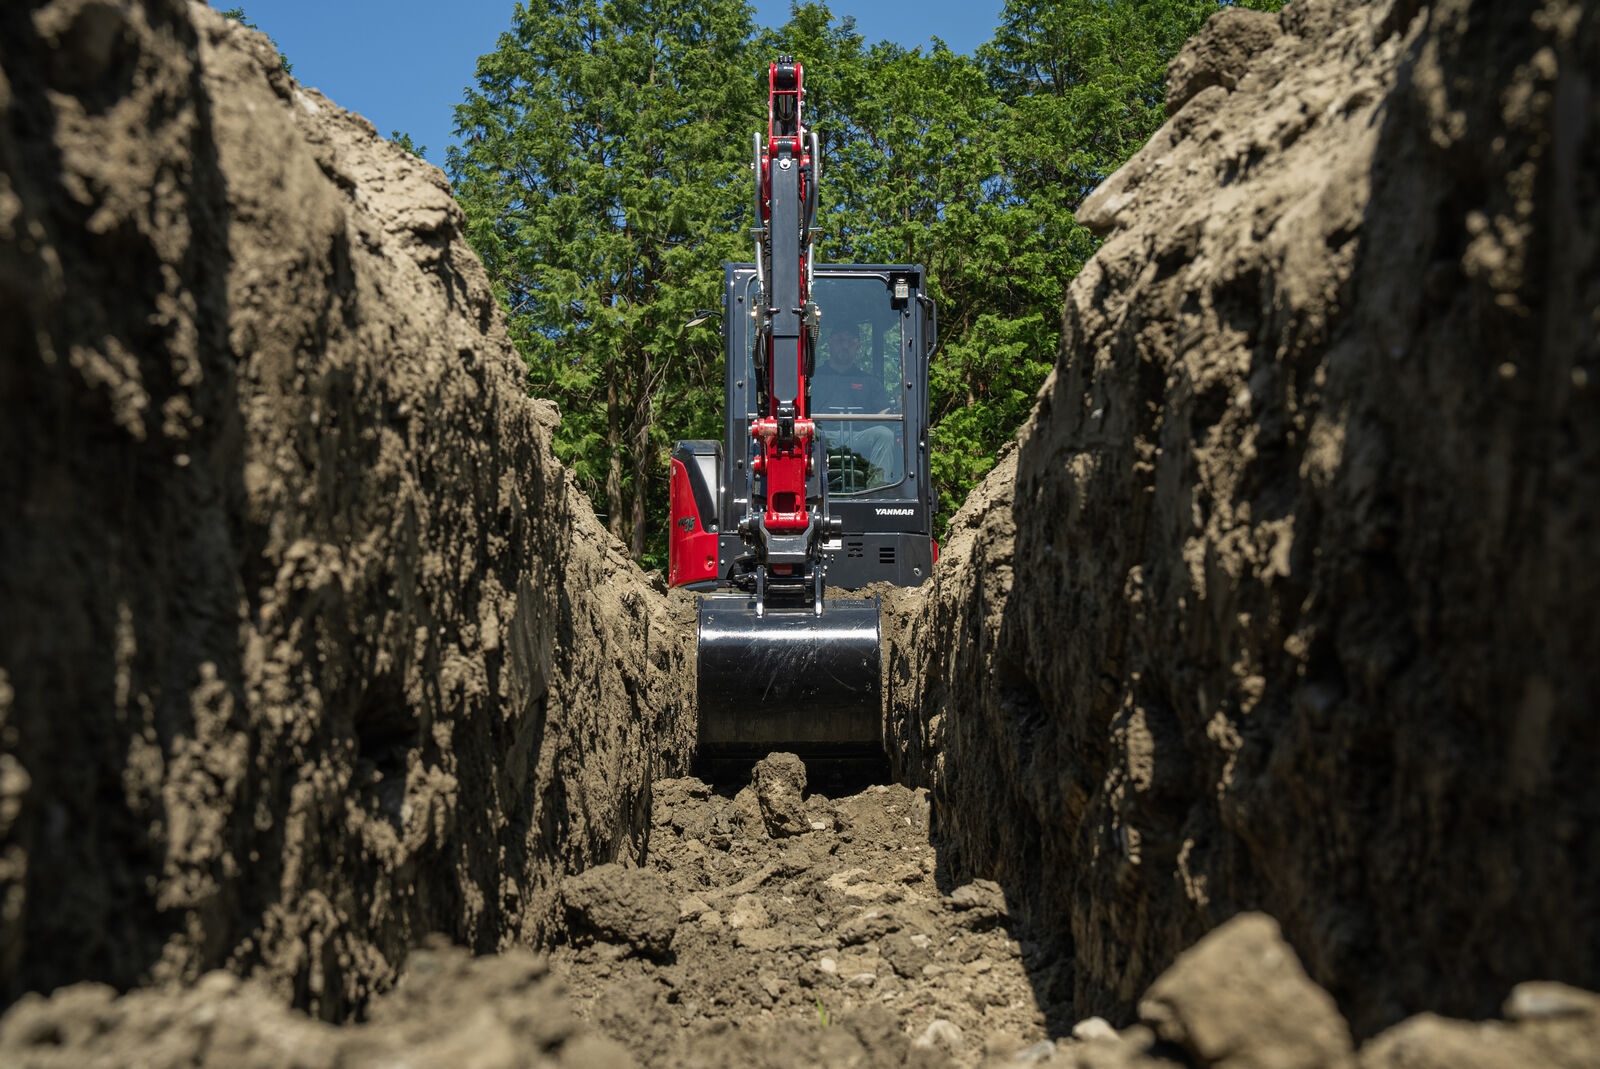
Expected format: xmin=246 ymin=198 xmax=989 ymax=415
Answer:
xmin=667 ymin=60 xmax=937 ymax=765
xmin=703 ymin=265 xmax=936 ymax=588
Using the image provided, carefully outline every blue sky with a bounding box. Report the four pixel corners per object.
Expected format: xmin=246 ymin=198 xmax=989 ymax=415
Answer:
xmin=245 ymin=1 xmax=1005 ymax=167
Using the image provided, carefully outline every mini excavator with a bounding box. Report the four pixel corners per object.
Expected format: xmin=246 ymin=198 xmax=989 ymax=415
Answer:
xmin=669 ymin=59 xmax=938 ymax=762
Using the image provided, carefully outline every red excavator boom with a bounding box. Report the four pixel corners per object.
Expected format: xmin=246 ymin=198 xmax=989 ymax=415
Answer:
xmin=672 ymin=58 xmax=947 ymax=766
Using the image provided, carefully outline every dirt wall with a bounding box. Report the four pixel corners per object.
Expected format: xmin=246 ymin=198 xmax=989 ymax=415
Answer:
xmin=890 ymin=0 xmax=1599 ymax=1037
xmin=0 ymin=0 xmax=692 ymax=1017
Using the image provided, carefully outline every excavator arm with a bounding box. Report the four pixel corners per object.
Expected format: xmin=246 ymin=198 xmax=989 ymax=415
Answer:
xmin=692 ymin=59 xmax=882 ymax=765
xmin=740 ymin=58 xmax=840 ymax=618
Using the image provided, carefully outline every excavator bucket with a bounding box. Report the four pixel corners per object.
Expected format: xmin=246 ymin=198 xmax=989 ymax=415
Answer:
xmin=696 ymin=594 xmax=882 ymax=758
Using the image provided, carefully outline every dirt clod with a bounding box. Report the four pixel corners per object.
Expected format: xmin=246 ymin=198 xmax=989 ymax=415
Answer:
xmin=563 ymin=863 xmax=679 ymax=959
xmin=754 ymin=752 xmax=812 ymax=837
xmin=1138 ymin=914 xmax=1355 ymax=1069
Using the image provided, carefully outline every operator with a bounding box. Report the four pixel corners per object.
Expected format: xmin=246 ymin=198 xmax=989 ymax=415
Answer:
xmin=809 ymin=322 xmax=898 ymax=484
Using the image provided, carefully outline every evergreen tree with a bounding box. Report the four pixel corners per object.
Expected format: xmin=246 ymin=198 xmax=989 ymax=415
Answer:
xmin=763 ymin=1 xmax=1282 ymax=530
xmin=451 ymin=0 xmax=1283 ymax=558
xmin=390 ymin=131 xmax=427 ymax=159
xmin=450 ymin=0 xmax=755 ymax=561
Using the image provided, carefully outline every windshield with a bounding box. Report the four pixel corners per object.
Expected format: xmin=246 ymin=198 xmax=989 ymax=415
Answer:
xmin=810 ymin=277 xmax=903 ymax=416
xmin=808 ymin=275 xmax=905 ymax=493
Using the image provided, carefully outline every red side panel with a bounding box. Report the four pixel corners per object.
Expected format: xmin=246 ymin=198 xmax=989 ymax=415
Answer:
xmin=669 ymin=457 xmax=719 ymax=587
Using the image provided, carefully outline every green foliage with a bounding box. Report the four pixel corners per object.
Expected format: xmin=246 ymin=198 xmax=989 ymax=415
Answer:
xmin=450 ymin=0 xmax=755 ymax=562
xmin=452 ymin=0 xmax=1283 ymax=558
xmin=390 ymin=131 xmax=427 ymax=159
xmin=220 ymin=7 xmax=293 ymax=75
xmin=762 ymin=0 xmax=1282 ymax=536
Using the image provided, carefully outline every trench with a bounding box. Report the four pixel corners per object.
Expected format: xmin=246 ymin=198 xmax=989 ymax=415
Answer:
xmin=3 ymin=0 xmax=1600 ymax=1066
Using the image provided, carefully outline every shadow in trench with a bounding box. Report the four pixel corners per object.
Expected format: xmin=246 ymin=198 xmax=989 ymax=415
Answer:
xmin=0 ymin=3 xmax=247 ymax=1008
xmin=896 ymin=0 xmax=1600 ymax=1045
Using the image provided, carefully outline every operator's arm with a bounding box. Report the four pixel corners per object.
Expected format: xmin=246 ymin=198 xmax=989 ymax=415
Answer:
xmin=869 ymin=380 xmax=895 ymax=415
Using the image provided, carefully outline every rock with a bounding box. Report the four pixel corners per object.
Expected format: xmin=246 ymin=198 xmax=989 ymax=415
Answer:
xmin=676 ymin=895 xmax=709 ymax=922
xmin=817 ymin=956 xmax=839 ymax=975
xmin=562 ymin=863 xmax=679 ymax=959
xmin=878 ymin=931 xmax=932 ymax=979
xmin=1504 ymin=982 xmax=1600 ymax=1022
xmin=913 ymin=1018 xmax=963 ymax=1052
xmin=1071 ymin=1016 xmax=1118 ymax=1042
xmin=1138 ymin=913 xmax=1354 ymax=1069
xmin=1164 ymin=5 xmax=1282 ymax=115
xmin=753 ymin=752 xmax=810 ymax=837
xmin=726 ymin=894 xmax=771 ymax=930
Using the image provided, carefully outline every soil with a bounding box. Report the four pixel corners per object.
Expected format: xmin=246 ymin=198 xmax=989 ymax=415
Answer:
xmin=551 ymin=766 xmax=1043 ymax=1067
xmin=888 ymin=0 xmax=1600 ymax=1038
xmin=2 ymin=0 xmax=1598 ymax=1066
xmin=6 ymin=757 xmax=1598 ymax=1068
xmin=0 ymin=0 xmax=692 ymax=1018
